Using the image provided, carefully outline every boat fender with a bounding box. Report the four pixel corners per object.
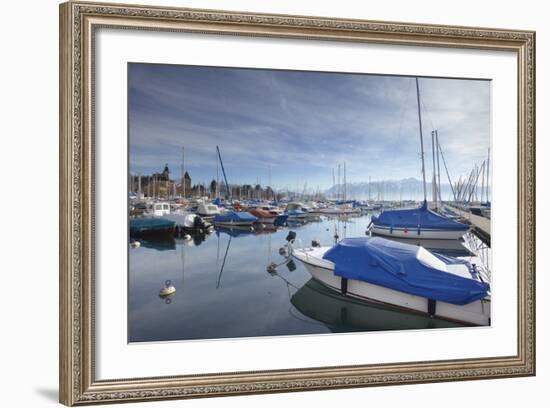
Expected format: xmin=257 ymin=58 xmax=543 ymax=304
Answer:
xmin=341 ymin=278 xmax=348 ymax=295
xmin=286 ymin=259 xmax=296 ymax=272
xmin=286 ymin=231 xmax=297 ymax=242
xmin=417 ymin=224 xmax=421 ymax=236
xmin=428 ymin=299 xmax=436 ymax=317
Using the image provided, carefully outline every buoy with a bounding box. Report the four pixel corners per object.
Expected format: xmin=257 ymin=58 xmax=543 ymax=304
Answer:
xmin=159 ymin=280 xmax=176 ymax=297
xmin=130 ymin=240 xmax=140 ymax=248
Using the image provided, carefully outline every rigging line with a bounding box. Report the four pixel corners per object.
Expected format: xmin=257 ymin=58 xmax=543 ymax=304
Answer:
xmin=420 ymin=97 xmax=437 ymax=132
xmin=437 ymin=137 xmax=457 ymax=202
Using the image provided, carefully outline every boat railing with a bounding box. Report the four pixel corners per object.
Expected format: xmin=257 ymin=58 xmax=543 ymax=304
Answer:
xmin=287 ymin=238 xmax=320 ymax=263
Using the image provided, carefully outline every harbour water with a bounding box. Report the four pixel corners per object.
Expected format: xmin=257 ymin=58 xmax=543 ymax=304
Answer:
xmin=128 ymin=213 xmax=490 ymax=343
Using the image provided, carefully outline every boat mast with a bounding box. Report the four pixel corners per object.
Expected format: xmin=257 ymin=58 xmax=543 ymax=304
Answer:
xmin=485 ymin=147 xmax=491 ymax=204
xmin=479 ymin=160 xmax=487 ymax=205
xmin=343 ymin=161 xmax=347 ymax=201
xmin=181 ymin=147 xmax=185 ymax=199
xmin=415 ymin=77 xmax=428 ymax=204
xmin=332 ymin=168 xmax=335 ymax=200
xmin=337 ymin=164 xmax=341 ymax=201
xmin=368 ymin=176 xmax=371 ymax=201
xmin=431 ymin=130 xmax=437 ymax=207
xmin=216 ymin=148 xmax=219 ymax=199
xmin=268 ymin=164 xmax=272 ymax=201
xmin=216 ymin=145 xmax=232 ymax=202
xmin=435 ymin=130 xmax=442 ymax=202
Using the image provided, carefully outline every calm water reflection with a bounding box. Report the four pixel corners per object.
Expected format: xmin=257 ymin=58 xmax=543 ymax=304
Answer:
xmin=128 ymin=213 xmax=485 ymax=342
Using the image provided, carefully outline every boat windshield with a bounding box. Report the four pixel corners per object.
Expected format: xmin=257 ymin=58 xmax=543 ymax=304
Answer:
xmin=415 ymin=246 xmax=447 ymax=272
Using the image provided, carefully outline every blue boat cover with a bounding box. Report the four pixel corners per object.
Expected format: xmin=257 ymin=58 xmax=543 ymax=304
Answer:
xmin=286 ymin=209 xmax=306 ymax=217
xmin=322 ymin=237 xmax=489 ymax=305
xmin=129 ymin=218 xmax=175 ymax=233
xmin=371 ymin=201 xmax=469 ymax=231
xmin=214 ymin=211 xmax=257 ymax=223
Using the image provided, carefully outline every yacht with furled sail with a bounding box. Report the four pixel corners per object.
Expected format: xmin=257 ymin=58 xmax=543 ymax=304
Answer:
xmin=369 ymin=77 xmax=469 ymax=240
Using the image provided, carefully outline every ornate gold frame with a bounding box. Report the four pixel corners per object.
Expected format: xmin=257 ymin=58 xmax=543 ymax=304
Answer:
xmin=59 ymin=1 xmax=536 ymax=405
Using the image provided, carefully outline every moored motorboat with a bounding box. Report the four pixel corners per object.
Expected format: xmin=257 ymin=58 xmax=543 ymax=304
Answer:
xmin=287 ymin=234 xmax=490 ymax=326
xmin=149 ymin=201 xmax=171 ymax=216
xmin=285 ymin=202 xmax=309 ymax=219
xmin=129 ymin=217 xmax=176 ymax=238
xmin=213 ymin=211 xmax=257 ymax=227
xmin=248 ymin=208 xmax=288 ymax=225
xmin=196 ymin=202 xmax=222 ymax=217
xmin=162 ymin=212 xmax=212 ymax=234
xmin=248 ymin=207 xmax=277 ymax=223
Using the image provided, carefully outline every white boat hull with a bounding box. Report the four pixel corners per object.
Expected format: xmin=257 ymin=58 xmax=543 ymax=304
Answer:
xmin=370 ymin=225 xmax=468 ymax=240
xmin=292 ymin=247 xmax=490 ymax=326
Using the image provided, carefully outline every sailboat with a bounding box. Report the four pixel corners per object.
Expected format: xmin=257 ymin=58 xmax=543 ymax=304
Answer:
xmin=369 ymin=78 xmax=469 ymax=240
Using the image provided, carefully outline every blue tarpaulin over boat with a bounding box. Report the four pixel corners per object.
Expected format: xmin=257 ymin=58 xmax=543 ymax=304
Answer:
xmin=322 ymin=237 xmax=489 ymax=305
xmin=129 ymin=218 xmax=175 ymax=236
xmin=285 ymin=209 xmax=306 ymax=218
xmin=214 ymin=211 xmax=257 ymax=223
xmin=371 ymin=201 xmax=469 ymax=231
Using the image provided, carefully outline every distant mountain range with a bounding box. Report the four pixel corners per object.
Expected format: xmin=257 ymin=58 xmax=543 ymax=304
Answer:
xmin=325 ymin=177 xmax=457 ymax=201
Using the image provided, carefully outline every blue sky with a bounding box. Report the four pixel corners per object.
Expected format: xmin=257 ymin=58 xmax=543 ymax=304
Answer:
xmin=128 ymin=63 xmax=490 ymax=192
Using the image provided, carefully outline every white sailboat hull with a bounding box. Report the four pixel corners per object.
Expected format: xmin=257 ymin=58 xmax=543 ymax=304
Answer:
xmin=292 ymin=247 xmax=490 ymax=326
xmin=370 ymin=225 xmax=468 ymax=240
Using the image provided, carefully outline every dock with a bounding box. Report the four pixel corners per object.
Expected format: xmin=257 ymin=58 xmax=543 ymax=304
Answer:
xmin=445 ymin=205 xmax=491 ymax=246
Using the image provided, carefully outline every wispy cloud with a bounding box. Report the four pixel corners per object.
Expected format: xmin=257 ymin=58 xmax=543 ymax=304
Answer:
xmin=129 ymin=64 xmax=490 ymax=191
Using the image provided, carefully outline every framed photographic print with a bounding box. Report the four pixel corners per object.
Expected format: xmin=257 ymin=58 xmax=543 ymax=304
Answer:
xmin=59 ymin=1 xmax=536 ymax=405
